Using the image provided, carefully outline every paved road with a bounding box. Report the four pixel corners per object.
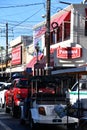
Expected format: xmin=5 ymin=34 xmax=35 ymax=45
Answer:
xmin=0 ymin=108 xmax=67 ymax=130
xmin=2 ymin=107 xmax=87 ymax=130
xmin=0 ymin=108 xmax=30 ymax=130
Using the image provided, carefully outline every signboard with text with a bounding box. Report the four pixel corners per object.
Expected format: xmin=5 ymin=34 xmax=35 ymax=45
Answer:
xmin=11 ymin=46 xmax=22 ymax=65
xmin=57 ymin=47 xmax=82 ymax=59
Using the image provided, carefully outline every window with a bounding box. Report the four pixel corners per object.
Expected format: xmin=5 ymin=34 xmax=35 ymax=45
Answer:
xmin=64 ymin=22 xmax=70 ymax=40
xmin=85 ymin=8 xmax=87 ymax=36
xmin=50 ymin=31 xmax=54 ymax=44
xmin=81 ymin=83 xmax=87 ymax=90
xmin=57 ymin=25 xmax=62 ymax=42
xmin=85 ymin=20 xmax=87 ymax=36
xmin=17 ymin=79 xmax=29 ymax=88
xmin=71 ymin=84 xmax=78 ymax=91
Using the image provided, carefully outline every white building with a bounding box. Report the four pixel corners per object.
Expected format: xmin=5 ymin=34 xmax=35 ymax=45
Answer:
xmin=6 ymin=35 xmax=33 ymax=75
xmin=33 ymin=3 xmax=87 ymax=69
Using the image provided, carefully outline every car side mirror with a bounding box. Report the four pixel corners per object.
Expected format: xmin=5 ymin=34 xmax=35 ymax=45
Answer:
xmin=0 ymin=86 xmax=2 ymax=90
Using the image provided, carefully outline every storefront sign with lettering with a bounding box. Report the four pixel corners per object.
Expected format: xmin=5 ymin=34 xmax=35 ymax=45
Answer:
xmin=57 ymin=47 xmax=82 ymax=59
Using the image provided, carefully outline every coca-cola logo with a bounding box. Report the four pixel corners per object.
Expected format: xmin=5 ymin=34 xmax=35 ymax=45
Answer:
xmin=11 ymin=46 xmax=22 ymax=65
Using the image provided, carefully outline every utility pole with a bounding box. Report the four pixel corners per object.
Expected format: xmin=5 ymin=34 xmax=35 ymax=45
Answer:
xmin=45 ymin=0 xmax=51 ymax=75
xmin=6 ymin=23 xmax=8 ymax=68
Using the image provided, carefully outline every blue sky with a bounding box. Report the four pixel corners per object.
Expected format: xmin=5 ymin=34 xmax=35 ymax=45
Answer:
xmin=0 ymin=0 xmax=83 ymax=48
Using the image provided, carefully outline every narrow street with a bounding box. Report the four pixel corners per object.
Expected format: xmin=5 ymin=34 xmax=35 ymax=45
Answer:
xmin=0 ymin=108 xmax=66 ymax=130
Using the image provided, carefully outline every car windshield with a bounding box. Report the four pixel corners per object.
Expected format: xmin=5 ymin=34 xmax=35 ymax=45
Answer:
xmin=71 ymin=81 xmax=87 ymax=91
xmin=29 ymin=76 xmax=66 ymax=103
xmin=16 ymin=80 xmax=29 ymax=88
xmin=71 ymin=83 xmax=78 ymax=91
xmin=30 ymin=76 xmax=64 ymax=96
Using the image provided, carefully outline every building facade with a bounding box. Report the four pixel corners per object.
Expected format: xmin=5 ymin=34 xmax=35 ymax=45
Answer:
xmin=33 ymin=3 xmax=87 ymax=70
xmin=1 ymin=3 xmax=87 ymax=78
xmin=5 ymin=35 xmax=33 ymax=77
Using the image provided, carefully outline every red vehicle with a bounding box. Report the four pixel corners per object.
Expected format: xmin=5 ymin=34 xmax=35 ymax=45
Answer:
xmin=4 ymin=78 xmax=29 ymax=118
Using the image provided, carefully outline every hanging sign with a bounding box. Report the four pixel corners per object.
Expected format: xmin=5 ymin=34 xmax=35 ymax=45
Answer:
xmin=57 ymin=47 xmax=82 ymax=59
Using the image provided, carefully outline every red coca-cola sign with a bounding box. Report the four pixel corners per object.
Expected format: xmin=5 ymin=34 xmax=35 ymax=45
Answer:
xmin=57 ymin=47 xmax=82 ymax=59
xmin=11 ymin=46 xmax=22 ymax=65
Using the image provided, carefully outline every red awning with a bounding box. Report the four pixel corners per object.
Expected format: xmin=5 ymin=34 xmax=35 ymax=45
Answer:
xmin=51 ymin=11 xmax=71 ymax=27
xmin=26 ymin=54 xmax=54 ymax=69
xmin=26 ymin=57 xmax=37 ymax=68
xmin=25 ymin=55 xmax=43 ymax=68
xmin=35 ymin=11 xmax=70 ymax=37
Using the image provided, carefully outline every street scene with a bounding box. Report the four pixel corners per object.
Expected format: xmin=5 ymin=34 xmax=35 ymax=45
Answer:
xmin=0 ymin=106 xmax=67 ymax=130
xmin=0 ymin=0 xmax=87 ymax=130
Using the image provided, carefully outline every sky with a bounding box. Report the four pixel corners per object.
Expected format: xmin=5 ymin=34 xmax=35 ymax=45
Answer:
xmin=0 ymin=0 xmax=83 ymax=48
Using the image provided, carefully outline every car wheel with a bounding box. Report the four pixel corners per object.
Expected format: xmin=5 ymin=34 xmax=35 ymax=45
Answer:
xmin=29 ymin=111 xmax=35 ymax=130
xmin=4 ymin=101 xmax=10 ymax=113
xmin=11 ymin=101 xmax=17 ymax=118
xmin=1 ymin=99 xmax=4 ymax=108
xmin=11 ymin=101 xmax=20 ymax=118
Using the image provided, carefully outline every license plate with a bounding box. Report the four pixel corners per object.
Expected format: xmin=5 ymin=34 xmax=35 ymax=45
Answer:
xmin=53 ymin=119 xmax=62 ymax=122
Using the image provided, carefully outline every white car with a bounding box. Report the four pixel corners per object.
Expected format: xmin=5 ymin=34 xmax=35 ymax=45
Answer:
xmin=0 ymin=82 xmax=11 ymax=108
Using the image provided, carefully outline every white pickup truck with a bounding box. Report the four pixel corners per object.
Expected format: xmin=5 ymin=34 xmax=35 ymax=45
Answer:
xmin=20 ymin=75 xmax=78 ymax=129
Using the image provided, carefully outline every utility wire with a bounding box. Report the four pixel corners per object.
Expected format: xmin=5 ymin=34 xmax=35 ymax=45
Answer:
xmin=0 ymin=3 xmax=45 ymax=9
xmin=11 ymin=7 xmax=43 ymax=29
xmin=0 ymin=7 xmax=43 ymax=34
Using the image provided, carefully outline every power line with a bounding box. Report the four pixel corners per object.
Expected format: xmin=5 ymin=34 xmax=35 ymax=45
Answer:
xmin=59 ymin=1 xmax=71 ymax=5
xmin=0 ymin=3 xmax=45 ymax=9
xmin=0 ymin=7 xmax=43 ymax=34
xmin=11 ymin=8 xmax=43 ymax=29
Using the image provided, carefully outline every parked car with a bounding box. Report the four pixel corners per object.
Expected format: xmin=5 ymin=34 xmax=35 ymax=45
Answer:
xmin=0 ymin=82 xmax=11 ymax=108
xmin=4 ymin=78 xmax=29 ymax=118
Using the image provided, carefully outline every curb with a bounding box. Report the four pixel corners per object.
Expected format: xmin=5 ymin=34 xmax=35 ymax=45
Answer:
xmin=0 ymin=120 xmax=12 ymax=130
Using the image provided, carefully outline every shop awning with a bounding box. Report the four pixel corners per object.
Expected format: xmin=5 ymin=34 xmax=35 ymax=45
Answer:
xmin=26 ymin=55 xmax=43 ymax=69
xmin=35 ymin=11 xmax=71 ymax=37
xmin=26 ymin=54 xmax=54 ymax=69
xmin=26 ymin=57 xmax=37 ymax=68
xmin=51 ymin=11 xmax=71 ymax=26
xmin=51 ymin=66 xmax=87 ymax=75
xmin=6 ymin=66 xmax=24 ymax=73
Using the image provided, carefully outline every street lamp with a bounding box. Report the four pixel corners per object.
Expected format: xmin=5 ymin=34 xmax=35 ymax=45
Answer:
xmin=0 ymin=47 xmax=5 ymax=77
xmin=35 ymin=43 xmax=40 ymax=63
xmin=34 ymin=43 xmax=40 ymax=76
xmin=1 ymin=52 xmax=3 ymax=77
xmin=8 ymin=54 xmax=12 ymax=79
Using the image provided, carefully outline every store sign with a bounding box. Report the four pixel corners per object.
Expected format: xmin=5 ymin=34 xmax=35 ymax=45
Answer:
xmin=11 ymin=46 xmax=22 ymax=65
xmin=57 ymin=47 xmax=82 ymax=59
